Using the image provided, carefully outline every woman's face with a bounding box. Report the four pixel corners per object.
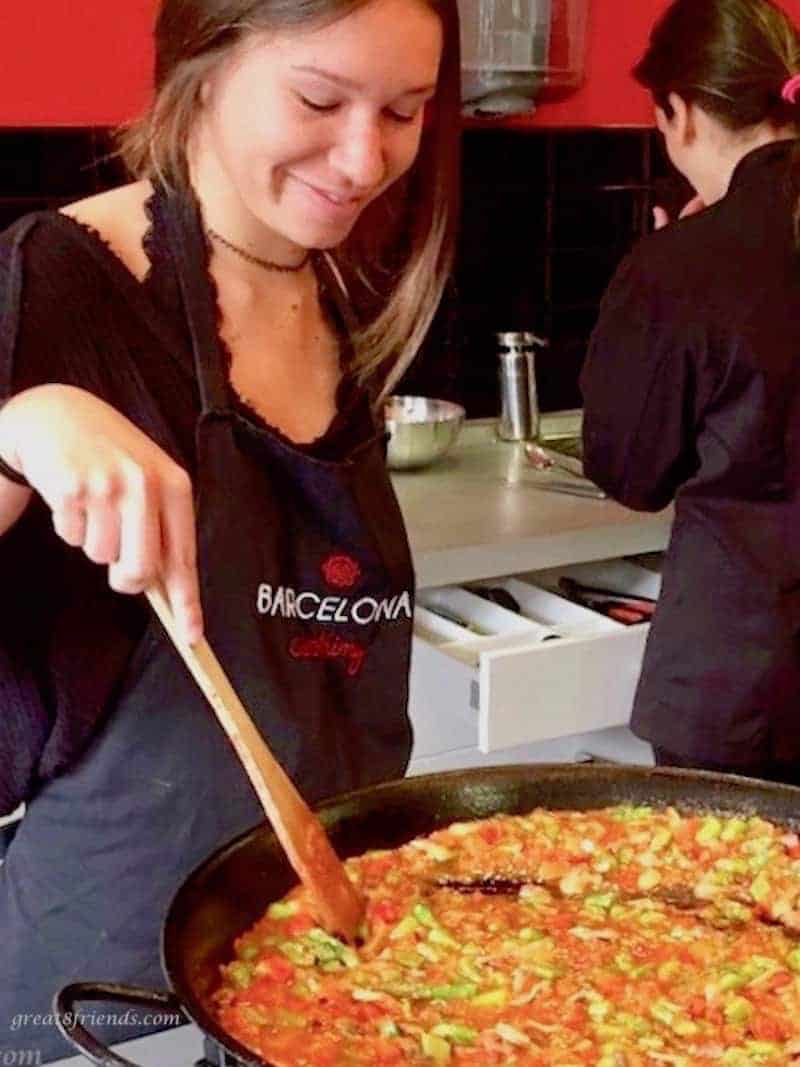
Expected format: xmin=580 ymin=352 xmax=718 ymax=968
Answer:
xmin=193 ymin=0 xmax=442 ymax=252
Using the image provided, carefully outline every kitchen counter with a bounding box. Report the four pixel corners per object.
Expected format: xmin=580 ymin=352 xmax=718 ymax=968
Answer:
xmin=396 ymin=414 xmax=670 ymax=772
xmin=392 ymin=415 xmax=673 ymax=589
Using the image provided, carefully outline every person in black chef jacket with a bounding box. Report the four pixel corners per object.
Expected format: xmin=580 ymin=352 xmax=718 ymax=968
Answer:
xmin=0 ymin=0 xmax=461 ymax=1059
xmin=581 ymin=0 xmax=800 ymax=782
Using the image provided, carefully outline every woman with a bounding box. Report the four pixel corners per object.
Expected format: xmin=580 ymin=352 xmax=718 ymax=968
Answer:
xmin=581 ymin=0 xmax=800 ymax=781
xmin=0 ymin=0 xmax=460 ymax=1058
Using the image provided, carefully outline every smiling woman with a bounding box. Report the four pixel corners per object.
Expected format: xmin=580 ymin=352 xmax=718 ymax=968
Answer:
xmin=190 ymin=1 xmax=442 ymax=253
xmin=219 ymin=14 xmax=434 ymax=209
xmin=0 ymin=0 xmax=460 ymax=1060
xmin=120 ymin=0 xmax=461 ymax=394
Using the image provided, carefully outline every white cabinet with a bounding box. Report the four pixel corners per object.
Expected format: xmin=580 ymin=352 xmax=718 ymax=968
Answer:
xmin=393 ymin=415 xmax=671 ymax=777
xmin=407 ymin=556 xmax=661 ymax=774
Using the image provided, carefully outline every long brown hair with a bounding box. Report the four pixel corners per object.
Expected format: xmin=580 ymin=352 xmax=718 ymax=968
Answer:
xmin=633 ymin=0 xmax=800 ymax=232
xmin=117 ymin=0 xmax=461 ymax=398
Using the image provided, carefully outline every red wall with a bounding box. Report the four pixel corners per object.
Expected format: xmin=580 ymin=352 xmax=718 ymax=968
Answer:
xmin=488 ymin=0 xmax=800 ymax=128
xmin=531 ymin=0 xmax=673 ymax=127
xmin=1 ymin=0 xmax=800 ymax=128
xmin=0 ymin=1 xmax=156 ymax=127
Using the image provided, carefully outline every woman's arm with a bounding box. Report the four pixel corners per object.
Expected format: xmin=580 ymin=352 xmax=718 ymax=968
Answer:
xmin=0 ymin=384 xmax=203 ymax=644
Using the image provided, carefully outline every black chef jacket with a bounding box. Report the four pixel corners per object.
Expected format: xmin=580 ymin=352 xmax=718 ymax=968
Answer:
xmin=581 ymin=139 xmax=800 ymax=768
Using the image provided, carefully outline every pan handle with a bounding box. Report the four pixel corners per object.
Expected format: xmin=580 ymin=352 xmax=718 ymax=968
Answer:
xmin=54 ymin=982 xmax=186 ymax=1066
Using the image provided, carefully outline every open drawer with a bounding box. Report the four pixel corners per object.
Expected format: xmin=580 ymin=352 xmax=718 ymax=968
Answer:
xmin=411 ymin=558 xmax=662 ymax=754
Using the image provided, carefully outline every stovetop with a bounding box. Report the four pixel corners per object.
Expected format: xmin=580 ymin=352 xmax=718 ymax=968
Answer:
xmin=197 ymin=1036 xmax=241 ymax=1067
xmin=50 ymin=1022 xmax=214 ymax=1066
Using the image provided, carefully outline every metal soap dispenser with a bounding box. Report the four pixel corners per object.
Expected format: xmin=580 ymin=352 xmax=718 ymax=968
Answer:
xmin=496 ymin=331 xmax=548 ymax=441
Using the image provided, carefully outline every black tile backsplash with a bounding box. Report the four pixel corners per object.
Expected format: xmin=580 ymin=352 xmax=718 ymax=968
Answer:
xmin=0 ymin=125 xmax=682 ymax=417
xmin=0 ymin=130 xmax=124 ymax=199
xmin=424 ymin=127 xmax=680 ymax=416
xmin=552 ymin=188 xmax=644 ymax=249
xmin=553 ymin=130 xmax=650 ymax=188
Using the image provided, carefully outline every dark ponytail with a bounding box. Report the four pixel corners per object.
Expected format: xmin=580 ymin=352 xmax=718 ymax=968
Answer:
xmin=633 ymin=0 xmax=800 ymax=235
xmin=634 ymin=0 xmax=799 ymax=127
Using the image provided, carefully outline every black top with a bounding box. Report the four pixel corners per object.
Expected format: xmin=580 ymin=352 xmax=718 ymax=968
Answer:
xmin=0 ymin=189 xmax=377 ymax=814
xmin=581 ymin=140 xmax=800 ymax=765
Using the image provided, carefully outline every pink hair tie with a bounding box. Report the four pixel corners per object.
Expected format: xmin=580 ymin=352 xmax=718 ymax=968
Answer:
xmin=781 ymin=73 xmax=800 ymax=104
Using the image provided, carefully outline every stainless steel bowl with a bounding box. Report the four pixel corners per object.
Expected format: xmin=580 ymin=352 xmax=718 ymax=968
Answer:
xmin=384 ymin=396 xmax=465 ymax=470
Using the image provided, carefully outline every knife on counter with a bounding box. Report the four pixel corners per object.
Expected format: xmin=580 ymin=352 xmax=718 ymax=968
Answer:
xmin=504 ymin=477 xmax=607 ymax=499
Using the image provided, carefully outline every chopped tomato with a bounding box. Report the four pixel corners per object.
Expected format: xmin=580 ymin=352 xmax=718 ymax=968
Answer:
xmin=594 ymin=972 xmax=626 ymax=998
xmin=674 ymin=817 xmax=701 ymax=846
xmin=688 ymin=995 xmax=707 ymax=1019
xmin=548 ymin=910 xmax=577 ymax=931
xmin=362 ymin=854 xmax=394 ymax=880
xmin=765 ymin=970 xmax=793 ymax=992
xmin=374 ymin=1042 xmax=405 ymax=1064
xmin=350 ymin=1001 xmax=386 ymax=1023
xmin=630 ymin=941 xmax=655 ymax=962
xmin=750 ymin=1013 xmax=789 ymax=1042
xmin=285 ymin=912 xmax=315 ymax=936
xmin=707 ymin=1005 xmax=726 ymax=1026
xmin=564 ymin=1002 xmax=589 ymax=1029
xmin=371 ymin=898 xmax=401 ymax=924
xmin=265 ymin=955 xmax=295 ymax=983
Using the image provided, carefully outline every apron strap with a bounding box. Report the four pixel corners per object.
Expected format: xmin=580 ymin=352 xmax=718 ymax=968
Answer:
xmin=157 ymin=184 xmax=232 ymax=414
xmin=157 ymin=184 xmax=362 ymax=416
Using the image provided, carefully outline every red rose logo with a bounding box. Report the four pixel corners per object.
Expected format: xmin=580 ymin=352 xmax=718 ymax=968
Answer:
xmin=321 ymin=553 xmax=362 ymax=590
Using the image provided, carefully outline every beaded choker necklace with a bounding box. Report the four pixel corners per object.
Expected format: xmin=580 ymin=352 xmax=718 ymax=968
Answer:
xmin=207 ymin=227 xmax=311 ymax=273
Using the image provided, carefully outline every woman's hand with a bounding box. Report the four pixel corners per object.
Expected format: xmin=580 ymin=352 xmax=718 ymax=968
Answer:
xmin=652 ymin=194 xmax=706 ymax=230
xmin=0 ymin=384 xmax=203 ymax=644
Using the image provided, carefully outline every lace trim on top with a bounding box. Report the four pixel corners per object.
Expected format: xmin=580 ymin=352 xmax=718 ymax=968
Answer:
xmin=55 ymin=210 xmax=156 ymax=289
xmin=141 ymin=186 xmax=370 ymax=459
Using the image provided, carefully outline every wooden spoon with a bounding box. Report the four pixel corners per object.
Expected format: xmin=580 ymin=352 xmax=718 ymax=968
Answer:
xmin=145 ymin=581 xmax=366 ymax=943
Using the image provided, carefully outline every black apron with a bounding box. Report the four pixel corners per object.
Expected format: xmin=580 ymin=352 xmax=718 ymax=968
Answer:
xmin=0 ymin=190 xmax=414 ymax=1062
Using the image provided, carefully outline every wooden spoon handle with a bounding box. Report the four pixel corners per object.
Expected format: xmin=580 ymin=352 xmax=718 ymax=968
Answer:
xmin=145 ymin=582 xmax=300 ymax=819
xmin=145 ymin=580 xmax=366 ymax=941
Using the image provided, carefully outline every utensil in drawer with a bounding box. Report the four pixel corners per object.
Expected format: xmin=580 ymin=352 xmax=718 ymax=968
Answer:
xmin=467 ymin=585 xmax=522 ymax=614
xmin=421 ymin=602 xmax=493 ymax=635
xmin=558 ymin=576 xmax=657 ymax=625
xmin=145 ymin=581 xmax=365 ymax=942
xmin=559 ymin=576 xmax=657 ymax=608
